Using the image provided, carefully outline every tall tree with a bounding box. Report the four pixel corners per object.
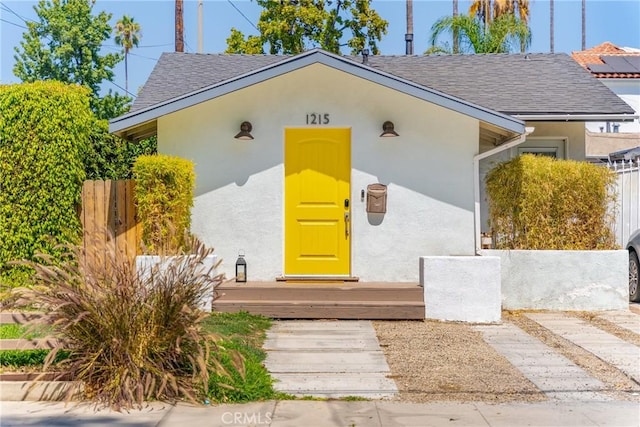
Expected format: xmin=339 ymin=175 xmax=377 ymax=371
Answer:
xmin=428 ymin=13 xmax=531 ymax=54
xmin=175 ymin=0 xmax=184 ymax=52
xmin=13 ymin=0 xmax=129 ymax=120
xmin=452 ymin=0 xmax=459 ymax=53
xmin=467 ymin=0 xmax=530 ymax=52
xmin=581 ymin=0 xmax=586 ymax=50
xmin=114 ymin=15 xmax=141 ymax=94
xmin=226 ymin=0 xmax=388 ymax=55
xmin=406 ymin=0 xmax=413 ymax=55
xmin=469 ymin=0 xmax=530 ymax=25
xmin=550 ymin=0 xmax=554 ymax=52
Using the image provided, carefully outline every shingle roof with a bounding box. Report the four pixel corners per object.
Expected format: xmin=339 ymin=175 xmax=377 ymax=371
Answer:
xmin=131 ymin=51 xmax=633 ymax=116
xmin=131 ymin=53 xmax=288 ymax=111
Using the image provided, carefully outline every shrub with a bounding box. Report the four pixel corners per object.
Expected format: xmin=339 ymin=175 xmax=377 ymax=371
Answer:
xmin=84 ymin=120 xmax=157 ymax=180
xmin=12 ymin=237 xmax=237 ymax=410
xmin=486 ymin=154 xmax=617 ymax=249
xmin=0 ymin=82 xmax=92 ymax=288
xmin=133 ymin=154 xmax=195 ymax=254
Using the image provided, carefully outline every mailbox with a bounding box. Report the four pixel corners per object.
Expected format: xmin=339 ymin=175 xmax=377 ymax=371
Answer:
xmin=366 ymin=183 xmax=387 ymax=213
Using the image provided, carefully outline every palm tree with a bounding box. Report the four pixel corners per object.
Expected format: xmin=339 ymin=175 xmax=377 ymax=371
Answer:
xmin=114 ymin=15 xmax=141 ymax=94
xmin=453 ymin=0 xmax=459 ymax=53
xmin=468 ymin=0 xmax=529 ymax=51
xmin=406 ymin=0 xmax=413 ymax=54
xmin=469 ymin=0 xmax=530 ymax=25
xmin=550 ymin=0 xmax=554 ymax=52
xmin=428 ymin=13 xmax=531 ymax=54
xmin=581 ymin=0 xmax=586 ymax=50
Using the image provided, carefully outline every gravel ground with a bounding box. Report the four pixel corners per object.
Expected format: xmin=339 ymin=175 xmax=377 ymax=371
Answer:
xmin=373 ymin=311 xmax=640 ymax=403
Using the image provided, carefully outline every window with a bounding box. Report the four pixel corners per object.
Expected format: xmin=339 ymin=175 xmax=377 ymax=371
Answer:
xmin=518 ymin=147 xmax=558 ymax=158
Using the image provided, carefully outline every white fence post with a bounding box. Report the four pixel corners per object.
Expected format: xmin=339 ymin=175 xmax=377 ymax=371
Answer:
xmin=609 ymin=159 xmax=640 ymax=246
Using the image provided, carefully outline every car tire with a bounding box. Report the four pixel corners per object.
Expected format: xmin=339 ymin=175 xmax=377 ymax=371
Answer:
xmin=630 ymin=251 xmax=640 ymax=303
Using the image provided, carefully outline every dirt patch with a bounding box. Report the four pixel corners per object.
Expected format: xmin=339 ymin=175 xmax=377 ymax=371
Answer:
xmin=372 ymin=320 xmax=546 ymax=403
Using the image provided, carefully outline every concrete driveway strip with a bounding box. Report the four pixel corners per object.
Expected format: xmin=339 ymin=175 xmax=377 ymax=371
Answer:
xmin=475 ymin=323 xmax=608 ymax=401
xmin=525 ymin=313 xmax=640 ymax=383
xmin=596 ymin=310 xmax=640 ymax=335
xmin=264 ymin=320 xmax=398 ymax=399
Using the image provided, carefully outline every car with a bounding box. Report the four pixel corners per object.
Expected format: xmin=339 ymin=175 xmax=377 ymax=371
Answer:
xmin=628 ymin=229 xmax=640 ymax=302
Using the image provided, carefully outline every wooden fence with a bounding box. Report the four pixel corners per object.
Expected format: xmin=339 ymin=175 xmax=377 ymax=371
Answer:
xmin=80 ymin=180 xmax=141 ymax=268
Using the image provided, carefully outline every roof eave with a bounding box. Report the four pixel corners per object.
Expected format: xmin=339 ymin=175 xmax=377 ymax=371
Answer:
xmin=109 ymin=49 xmax=525 ymax=139
xmin=513 ymin=113 xmax=638 ymax=122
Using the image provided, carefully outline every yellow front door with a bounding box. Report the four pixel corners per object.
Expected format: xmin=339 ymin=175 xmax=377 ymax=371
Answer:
xmin=284 ymin=128 xmax=351 ymax=276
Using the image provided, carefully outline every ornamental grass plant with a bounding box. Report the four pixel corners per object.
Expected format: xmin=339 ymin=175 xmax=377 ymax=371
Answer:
xmin=486 ymin=154 xmax=617 ymax=250
xmin=12 ymin=236 xmax=240 ymax=410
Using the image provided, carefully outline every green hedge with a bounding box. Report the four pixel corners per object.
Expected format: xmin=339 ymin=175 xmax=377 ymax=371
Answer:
xmin=133 ymin=154 xmax=195 ymax=254
xmin=0 ymin=81 xmax=92 ymax=287
xmin=486 ymin=154 xmax=617 ymax=250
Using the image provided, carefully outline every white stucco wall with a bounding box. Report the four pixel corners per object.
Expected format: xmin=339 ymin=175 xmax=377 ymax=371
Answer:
xmin=585 ymin=79 xmax=640 ymax=133
xmin=420 ymin=256 xmax=501 ymax=323
xmin=157 ymin=63 xmax=479 ymax=282
xmin=481 ymin=250 xmax=628 ymax=311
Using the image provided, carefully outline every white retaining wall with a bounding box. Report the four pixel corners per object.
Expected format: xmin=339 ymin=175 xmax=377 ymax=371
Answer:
xmin=481 ymin=250 xmax=628 ymax=311
xmin=420 ymin=256 xmax=501 ymax=323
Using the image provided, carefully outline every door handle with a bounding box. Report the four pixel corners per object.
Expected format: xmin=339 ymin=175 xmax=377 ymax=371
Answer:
xmin=344 ymin=212 xmax=350 ymax=238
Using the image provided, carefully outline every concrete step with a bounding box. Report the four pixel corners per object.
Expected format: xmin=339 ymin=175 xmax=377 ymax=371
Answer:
xmin=0 ymin=338 xmax=59 ymax=350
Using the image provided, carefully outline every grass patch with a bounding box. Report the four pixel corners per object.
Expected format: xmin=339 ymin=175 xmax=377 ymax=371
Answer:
xmin=0 ymin=324 xmax=51 ymax=339
xmin=203 ymin=311 xmax=290 ymax=402
xmin=0 ymin=349 xmax=69 ymax=368
xmin=0 ymin=311 xmax=287 ymax=404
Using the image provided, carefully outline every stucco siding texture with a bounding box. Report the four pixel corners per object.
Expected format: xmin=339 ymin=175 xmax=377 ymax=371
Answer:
xmin=157 ymin=64 xmax=478 ymax=281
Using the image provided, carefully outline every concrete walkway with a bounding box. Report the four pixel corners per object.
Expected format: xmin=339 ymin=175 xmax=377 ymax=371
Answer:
xmin=475 ymin=323 xmax=609 ymax=401
xmin=263 ymin=320 xmax=397 ymax=399
xmin=525 ymin=313 xmax=640 ymax=383
xmin=1 ymin=400 xmax=639 ymax=427
xmin=596 ymin=310 xmax=640 ymax=335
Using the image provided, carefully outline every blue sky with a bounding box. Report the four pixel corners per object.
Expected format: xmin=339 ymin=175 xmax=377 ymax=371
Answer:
xmin=1 ymin=1 xmax=639 ymax=100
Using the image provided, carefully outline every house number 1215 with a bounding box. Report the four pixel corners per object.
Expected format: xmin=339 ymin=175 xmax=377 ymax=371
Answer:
xmin=306 ymin=113 xmax=330 ymax=125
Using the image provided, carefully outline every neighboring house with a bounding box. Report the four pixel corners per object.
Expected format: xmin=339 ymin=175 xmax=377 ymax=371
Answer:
xmin=110 ymin=49 xmax=634 ymax=283
xmin=585 ymin=129 xmax=640 ymax=163
xmin=572 ymin=42 xmax=640 ymax=135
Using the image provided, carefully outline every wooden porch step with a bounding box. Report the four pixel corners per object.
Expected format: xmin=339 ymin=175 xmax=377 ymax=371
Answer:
xmin=216 ymin=282 xmax=423 ymax=302
xmin=213 ymin=282 xmax=425 ymax=320
xmin=213 ymin=300 xmax=425 ymax=320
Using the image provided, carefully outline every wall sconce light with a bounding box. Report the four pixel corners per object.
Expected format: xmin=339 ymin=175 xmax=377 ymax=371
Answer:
xmin=380 ymin=121 xmax=399 ymax=137
xmin=235 ymin=250 xmax=247 ymax=282
xmin=234 ymin=121 xmax=254 ymax=140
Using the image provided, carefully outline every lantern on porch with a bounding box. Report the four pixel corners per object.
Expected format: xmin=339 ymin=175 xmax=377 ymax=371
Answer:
xmin=235 ymin=251 xmax=247 ymax=283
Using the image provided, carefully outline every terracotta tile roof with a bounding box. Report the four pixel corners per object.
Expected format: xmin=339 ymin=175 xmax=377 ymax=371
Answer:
xmin=572 ymin=42 xmax=640 ymax=78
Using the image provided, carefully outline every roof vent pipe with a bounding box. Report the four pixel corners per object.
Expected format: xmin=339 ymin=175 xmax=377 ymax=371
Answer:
xmin=405 ymin=34 xmax=414 ymax=55
xmin=406 ymin=0 xmax=413 ymax=55
xmin=362 ymin=49 xmax=369 ymax=65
